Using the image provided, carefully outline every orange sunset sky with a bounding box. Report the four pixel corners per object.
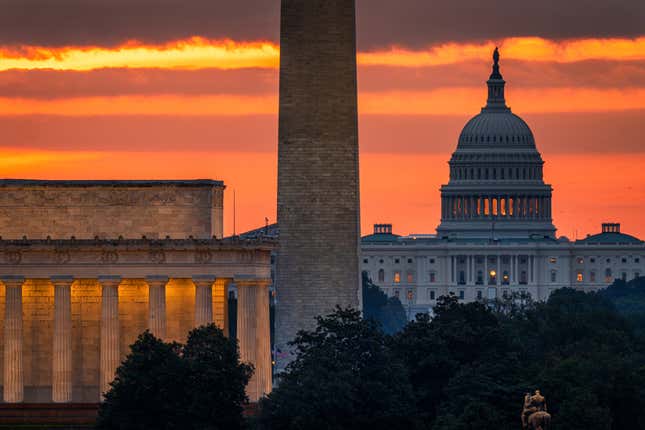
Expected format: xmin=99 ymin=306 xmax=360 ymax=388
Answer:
xmin=1 ymin=1 xmax=644 ymax=239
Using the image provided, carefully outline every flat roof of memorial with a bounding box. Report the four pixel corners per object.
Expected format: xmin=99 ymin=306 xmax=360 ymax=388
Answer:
xmin=0 ymin=179 xmax=224 ymax=188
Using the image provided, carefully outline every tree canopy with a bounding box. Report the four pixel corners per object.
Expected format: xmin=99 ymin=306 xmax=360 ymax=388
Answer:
xmin=362 ymin=272 xmax=407 ymax=334
xmin=260 ymin=280 xmax=645 ymax=430
xmin=96 ymin=324 xmax=252 ymax=430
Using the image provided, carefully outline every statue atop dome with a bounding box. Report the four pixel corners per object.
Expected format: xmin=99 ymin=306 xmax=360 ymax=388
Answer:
xmin=490 ymin=47 xmax=503 ymax=80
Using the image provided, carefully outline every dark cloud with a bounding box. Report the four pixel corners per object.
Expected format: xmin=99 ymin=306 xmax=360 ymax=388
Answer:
xmin=357 ymin=0 xmax=645 ymax=49
xmin=0 ymin=0 xmax=643 ymax=48
xmin=2 ymin=60 xmax=644 ymax=100
xmin=0 ymin=68 xmax=279 ymax=99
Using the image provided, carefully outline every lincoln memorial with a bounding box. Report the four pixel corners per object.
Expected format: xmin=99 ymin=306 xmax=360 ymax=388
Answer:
xmin=0 ymin=180 xmax=273 ymax=404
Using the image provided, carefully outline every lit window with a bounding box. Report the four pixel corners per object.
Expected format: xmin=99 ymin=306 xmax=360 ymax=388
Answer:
xmin=576 ymin=272 xmax=583 ymax=282
xmin=489 ymin=270 xmax=497 ymax=285
xmin=502 ymin=271 xmax=509 ymax=285
xmin=407 ymin=272 xmax=414 ymax=283
xmin=430 ymin=272 xmax=436 ymax=283
xmin=394 ymin=271 xmax=401 ymax=283
xmin=429 ymin=290 xmax=436 ymax=300
xmin=549 ymin=257 xmax=557 ymax=264
xmin=577 ymin=257 xmax=584 ymax=264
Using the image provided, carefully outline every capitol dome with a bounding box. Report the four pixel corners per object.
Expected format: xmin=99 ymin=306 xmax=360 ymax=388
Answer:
xmin=437 ymin=48 xmax=556 ymax=240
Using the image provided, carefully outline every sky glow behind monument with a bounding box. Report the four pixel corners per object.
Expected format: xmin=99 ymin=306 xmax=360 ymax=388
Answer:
xmin=1 ymin=1 xmax=644 ymax=239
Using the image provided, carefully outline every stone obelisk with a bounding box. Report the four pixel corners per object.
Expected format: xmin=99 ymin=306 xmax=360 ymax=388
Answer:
xmin=276 ymin=0 xmax=361 ymax=368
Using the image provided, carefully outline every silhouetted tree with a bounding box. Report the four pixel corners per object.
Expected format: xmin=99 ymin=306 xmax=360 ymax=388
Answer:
xmin=362 ymin=272 xmax=407 ymax=334
xmin=97 ymin=325 xmax=251 ymax=430
xmin=259 ymin=307 xmax=416 ymax=430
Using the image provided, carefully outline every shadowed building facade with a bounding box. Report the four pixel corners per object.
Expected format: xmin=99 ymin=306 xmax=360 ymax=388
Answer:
xmin=276 ymin=0 xmax=361 ymax=366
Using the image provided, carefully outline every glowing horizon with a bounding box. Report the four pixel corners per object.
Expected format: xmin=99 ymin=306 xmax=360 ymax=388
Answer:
xmin=1 ymin=36 xmax=645 ymax=71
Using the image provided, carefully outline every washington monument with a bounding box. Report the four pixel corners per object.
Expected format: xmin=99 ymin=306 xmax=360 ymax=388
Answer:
xmin=275 ymin=0 xmax=361 ymax=366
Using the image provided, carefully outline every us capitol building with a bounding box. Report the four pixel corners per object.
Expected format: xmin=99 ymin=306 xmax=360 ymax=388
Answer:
xmin=361 ymin=49 xmax=645 ymax=316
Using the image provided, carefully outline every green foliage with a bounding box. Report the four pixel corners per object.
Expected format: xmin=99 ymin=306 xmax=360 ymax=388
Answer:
xmin=96 ymin=325 xmax=251 ymax=430
xmin=259 ymin=307 xmax=417 ymax=430
xmin=362 ymin=272 xmax=408 ymax=334
xmin=260 ymin=285 xmax=645 ymax=430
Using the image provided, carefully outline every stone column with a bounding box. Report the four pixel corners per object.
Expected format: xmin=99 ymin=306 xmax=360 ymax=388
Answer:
xmin=99 ymin=276 xmax=121 ymax=398
xmin=3 ymin=277 xmax=24 ymax=403
xmin=193 ymin=276 xmax=214 ymax=328
xmin=237 ymin=278 xmax=272 ymax=402
xmin=52 ymin=276 xmax=74 ymax=403
xmin=147 ymin=276 xmax=168 ymax=339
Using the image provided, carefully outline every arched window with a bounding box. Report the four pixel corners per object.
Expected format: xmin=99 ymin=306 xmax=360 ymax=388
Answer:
xmin=378 ymin=269 xmax=385 ymax=283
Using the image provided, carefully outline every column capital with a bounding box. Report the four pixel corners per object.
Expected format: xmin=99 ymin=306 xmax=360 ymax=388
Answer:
xmin=192 ymin=275 xmax=216 ymax=288
xmin=2 ymin=276 xmax=25 ymax=288
xmin=51 ymin=275 xmax=74 ymax=287
xmin=98 ymin=276 xmax=121 ymax=288
xmin=145 ymin=276 xmax=169 ymax=287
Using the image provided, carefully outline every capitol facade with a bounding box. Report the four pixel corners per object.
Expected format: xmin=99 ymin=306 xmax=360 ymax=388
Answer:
xmin=360 ymin=50 xmax=645 ymax=317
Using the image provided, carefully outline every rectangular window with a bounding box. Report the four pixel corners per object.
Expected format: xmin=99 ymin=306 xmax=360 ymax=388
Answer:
xmin=550 ymin=270 xmax=557 ymax=283
xmin=622 ymin=272 xmax=627 ymax=281
xmin=429 ymin=290 xmax=436 ymax=300
xmin=430 ymin=258 xmax=435 ymax=264
xmin=363 ymin=258 xmax=368 ymax=264
xmin=429 ymin=272 xmax=436 ymax=283
xmin=576 ymin=272 xmax=583 ymax=282
xmin=394 ymin=290 xmax=400 ymax=298
xmin=459 ymin=290 xmax=465 ymax=300
xmin=407 ymin=272 xmax=414 ymax=283
xmin=477 ymin=290 xmax=483 ymax=300
xmin=577 ymin=257 xmax=584 ymax=264
xmin=590 ymin=271 xmax=596 ymax=282
xmin=394 ymin=271 xmax=401 ymax=283
xmin=549 ymin=257 xmax=557 ymax=264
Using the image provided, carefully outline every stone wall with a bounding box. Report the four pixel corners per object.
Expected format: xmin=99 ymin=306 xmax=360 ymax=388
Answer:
xmin=0 ymin=180 xmax=224 ymax=240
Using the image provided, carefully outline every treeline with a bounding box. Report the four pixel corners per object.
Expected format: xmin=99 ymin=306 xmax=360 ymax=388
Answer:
xmin=260 ymin=277 xmax=645 ymax=430
xmin=97 ymin=277 xmax=645 ymax=430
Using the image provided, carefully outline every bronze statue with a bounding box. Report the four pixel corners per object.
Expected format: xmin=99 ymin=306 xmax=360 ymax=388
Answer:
xmin=521 ymin=390 xmax=551 ymax=430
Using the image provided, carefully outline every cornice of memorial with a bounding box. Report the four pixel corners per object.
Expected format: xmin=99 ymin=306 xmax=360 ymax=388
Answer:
xmin=0 ymin=236 xmax=277 ymax=253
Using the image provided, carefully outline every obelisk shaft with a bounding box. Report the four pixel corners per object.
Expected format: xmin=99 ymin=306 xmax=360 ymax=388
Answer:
xmin=276 ymin=0 xmax=361 ymax=367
